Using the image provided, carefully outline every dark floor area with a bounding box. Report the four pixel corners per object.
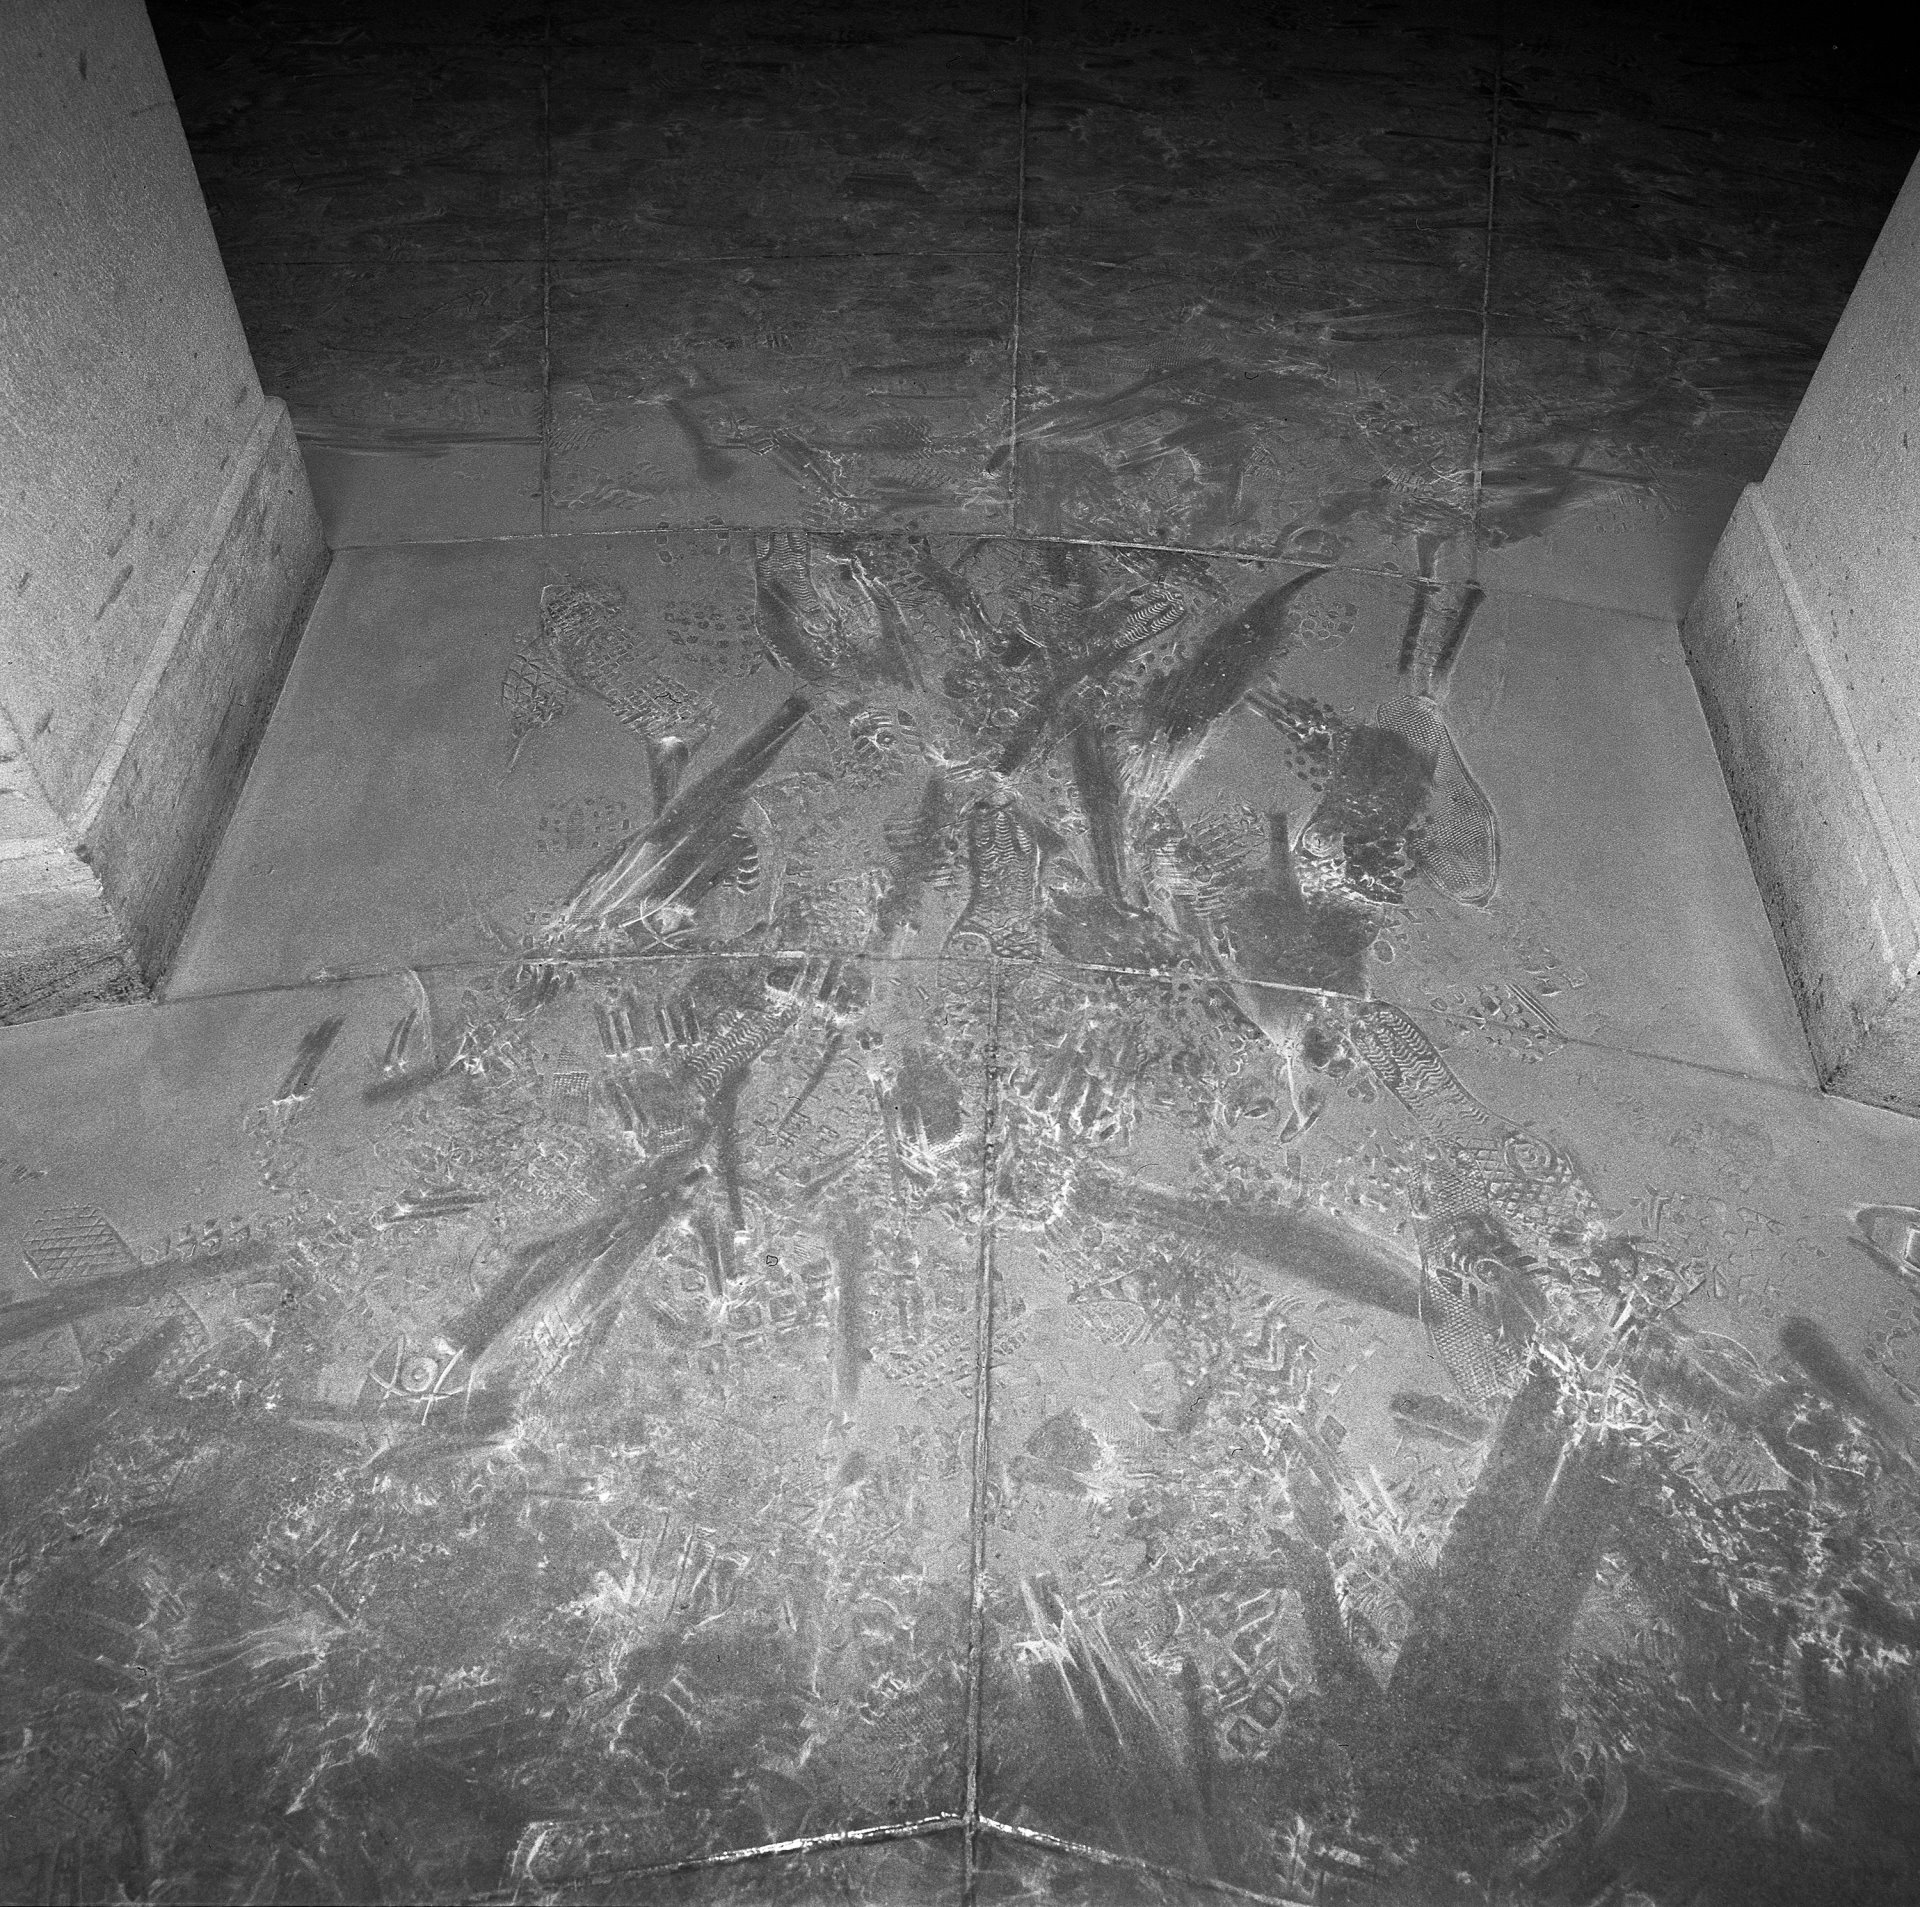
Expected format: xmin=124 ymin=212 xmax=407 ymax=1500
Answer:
xmin=2 ymin=2 xmax=1918 ymax=1901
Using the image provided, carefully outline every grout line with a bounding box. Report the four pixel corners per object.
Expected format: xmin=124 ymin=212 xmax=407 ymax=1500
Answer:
xmin=307 ymin=514 xmax=1730 ymax=627
xmin=149 ymin=946 xmax=1850 ymax=1114
xmin=538 ymin=0 xmax=553 ymax=541
xmin=316 ymin=521 xmax=1423 ymax=576
xmin=961 ymin=957 xmax=1005 ymax=1905
xmin=219 ymin=29 xmax=1026 ymax=49
xmin=1006 ymin=5 xmax=1032 ymax=533
xmin=224 ymin=247 xmax=1018 ymax=269
xmin=490 ymin=1814 xmax=964 ymax=1897
xmin=976 ymin=1819 xmax=1315 ymax=1906
xmin=1468 ymin=3 xmax=1504 ymax=571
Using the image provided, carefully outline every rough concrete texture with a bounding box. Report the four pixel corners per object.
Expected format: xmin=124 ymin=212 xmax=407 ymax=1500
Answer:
xmin=1763 ymin=153 xmax=1920 ymax=888
xmin=1682 ymin=153 xmax=1920 ymax=1114
xmin=0 ymin=705 xmax=141 ymax=1021
xmin=0 ymin=856 xmax=144 ymax=1022
xmin=1684 ymin=487 xmax=1920 ymax=1112
xmin=0 ymin=0 xmax=267 ymax=814
xmin=81 ymin=399 xmax=328 ymax=985
xmin=0 ymin=0 xmax=328 ymax=1017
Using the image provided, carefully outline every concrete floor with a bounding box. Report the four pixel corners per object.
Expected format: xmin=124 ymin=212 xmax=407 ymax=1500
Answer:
xmin=3 ymin=2 xmax=1920 ymax=1901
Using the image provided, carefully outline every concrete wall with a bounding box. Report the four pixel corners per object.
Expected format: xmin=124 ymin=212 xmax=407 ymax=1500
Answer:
xmin=1684 ymin=153 xmax=1920 ymax=1114
xmin=0 ymin=0 xmax=328 ymax=1020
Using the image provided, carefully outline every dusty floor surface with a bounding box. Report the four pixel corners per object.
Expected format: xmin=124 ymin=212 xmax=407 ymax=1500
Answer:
xmin=4 ymin=1 xmax=1920 ymax=1901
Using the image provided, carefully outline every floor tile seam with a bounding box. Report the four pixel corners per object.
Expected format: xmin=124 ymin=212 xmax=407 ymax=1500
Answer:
xmin=969 ymin=955 xmax=1844 ymax=1107
xmin=542 ymin=27 xmax=1029 ymax=51
xmin=1021 ymin=10 xmax=1500 ymax=38
xmin=149 ymin=947 xmax=1773 ymax=1041
xmin=1487 ymin=89 xmax=1918 ymax=150
xmin=481 ymin=1814 xmax=967 ymax=1897
xmin=1474 ymin=463 xmax=1764 ymax=514
xmin=155 ymin=949 xmax=1010 ymax=1012
xmin=1467 ymin=121 xmax=1913 ymax=175
xmin=312 ymin=521 xmax=1647 ymax=595
xmin=219 ymin=247 xmax=1021 ymax=268
xmin=151 ymin=949 xmax=1801 ymax=1101
xmin=1507 ymin=1025 xmax=1832 ymax=1103
xmin=1482 ymin=131 xmax=1914 ymax=179
xmin=1013 ymin=212 xmax=1492 ymax=248
xmin=151 ymin=960 xmax=1849 ymax=1119
xmin=1478 ymin=301 xmax=1844 ymax=348
xmin=545 ymin=25 xmax=1029 ymax=56
xmin=548 ymin=245 xmax=1020 ymax=266
xmin=291 ymin=521 xmax=1746 ymax=621
xmin=173 ymin=48 xmax=550 ymax=70
xmin=975 ymin=952 xmax=1843 ymax=1098
xmin=1012 ymin=241 xmax=1494 ymax=289
xmin=326 ymin=526 xmax=1698 ymax=615
xmin=1015 ymin=24 xmax=1505 ymax=64
xmin=962 ymin=957 xmax=1007 ymax=1895
xmin=1468 ymin=582 xmax=1688 ymax=629
xmin=1014 ymin=83 xmax=1496 ymax=123
xmin=1482 ymin=229 xmax=1897 ymax=269
xmin=192 ymin=113 xmax=1027 ymax=143
xmin=1370 ymin=1003 xmax=1829 ymax=1103
xmin=312 ymin=523 xmax=1440 ymax=581
xmin=975 ymin=1819 xmax=1314 ymax=1906
xmin=172 ymin=27 xmax=1027 ymax=63
xmin=1015 ymin=126 xmax=1496 ymax=169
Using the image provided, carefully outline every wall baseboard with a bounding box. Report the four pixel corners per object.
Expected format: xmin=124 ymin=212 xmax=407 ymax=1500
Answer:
xmin=0 ymin=397 xmax=328 ymax=1024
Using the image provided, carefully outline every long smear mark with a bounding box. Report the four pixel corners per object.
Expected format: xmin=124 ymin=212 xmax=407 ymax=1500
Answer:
xmin=1141 ymin=566 xmax=1330 ymax=752
xmin=851 ymin=551 xmax=923 ymax=692
xmin=1397 ymin=580 xmax=1433 ymax=682
xmin=714 ymin=1081 xmax=746 ymax=1232
xmin=1069 ymin=710 xmax=1127 ymax=902
xmin=664 ymin=398 xmax=740 ymax=486
xmin=560 ymin=693 xmax=810 ymax=932
xmin=828 ymin=1210 xmax=872 ymax=1414
xmin=0 ymin=1240 xmax=271 ymax=1353
xmin=1781 ymin=1314 xmax=1915 ymax=1452
xmin=1428 ymin=584 xmax=1485 ymax=700
xmin=874 ymin=772 xmax=948 ymax=954
xmin=776 ymin=1030 xmax=845 ymax=1137
xmin=1 ymin=1319 xmax=182 ymax=1528
xmin=1120 ymin=1182 xmax=1424 ymax=1319
xmin=753 ymin=557 xmax=832 ymax=683
xmin=445 ymin=1154 xmax=706 ymax=1374
xmin=995 ymin=622 xmax=1162 ymax=776
xmin=277 ymin=1015 xmax=345 ymax=1103
xmin=873 ymin=1078 xmax=909 ymax=1208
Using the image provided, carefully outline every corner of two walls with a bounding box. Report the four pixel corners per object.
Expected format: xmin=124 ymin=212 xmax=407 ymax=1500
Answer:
xmin=0 ymin=0 xmax=328 ymax=1024
xmin=1682 ymin=152 xmax=1920 ymax=1117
